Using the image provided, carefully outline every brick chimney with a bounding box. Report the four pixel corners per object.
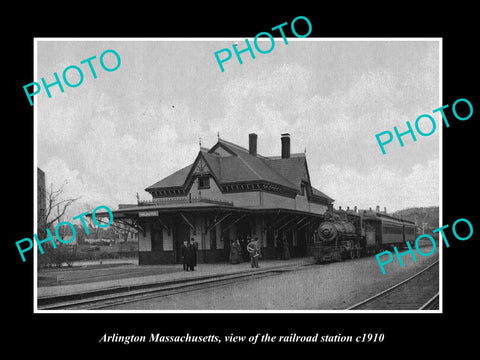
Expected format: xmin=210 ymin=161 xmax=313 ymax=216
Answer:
xmin=281 ymin=133 xmax=290 ymax=159
xmin=249 ymin=133 xmax=257 ymax=156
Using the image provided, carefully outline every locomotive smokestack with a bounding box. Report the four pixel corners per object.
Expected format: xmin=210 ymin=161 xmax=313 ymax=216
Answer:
xmin=281 ymin=133 xmax=290 ymax=159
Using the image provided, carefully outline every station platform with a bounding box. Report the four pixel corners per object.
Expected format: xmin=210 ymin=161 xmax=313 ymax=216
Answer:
xmin=37 ymin=257 xmax=314 ymax=301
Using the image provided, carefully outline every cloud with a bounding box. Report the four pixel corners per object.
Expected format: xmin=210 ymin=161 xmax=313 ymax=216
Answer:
xmin=314 ymin=158 xmax=439 ymax=212
xmin=41 ymin=157 xmax=114 ymax=219
xmin=37 ymin=40 xmax=440 ymax=213
xmin=213 ymin=62 xmax=438 ymax=167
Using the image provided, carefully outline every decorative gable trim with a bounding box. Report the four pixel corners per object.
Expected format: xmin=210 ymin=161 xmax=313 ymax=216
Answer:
xmin=192 ymin=157 xmax=209 ymax=175
xmin=150 ymin=187 xmax=186 ymax=197
xmin=220 ymin=180 xmax=298 ymax=199
xmin=208 ymin=142 xmax=238 ymax=157
xmin=182 ymin=152 xmax=221 ymax=194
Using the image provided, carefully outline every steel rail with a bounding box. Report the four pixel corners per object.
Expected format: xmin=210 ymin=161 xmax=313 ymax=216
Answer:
xmin=419 ymin=292 xmax=440 ymax=310
xmin=347 ymin=259 xmax=439 ymax=310
xmin=39 ymin=264 xmax=312 ymax=310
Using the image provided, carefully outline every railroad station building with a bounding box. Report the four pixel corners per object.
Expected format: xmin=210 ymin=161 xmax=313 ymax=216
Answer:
xmin=101 ymin=133 xmax=334 ymax=265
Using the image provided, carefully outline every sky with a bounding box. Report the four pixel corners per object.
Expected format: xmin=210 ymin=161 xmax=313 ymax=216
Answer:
xmin=36 ymin=38 xmax=440 ymax=218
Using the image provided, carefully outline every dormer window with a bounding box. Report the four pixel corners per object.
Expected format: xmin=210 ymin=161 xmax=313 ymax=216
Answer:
xmin=198 ymin=176 xmax=210 ymax=189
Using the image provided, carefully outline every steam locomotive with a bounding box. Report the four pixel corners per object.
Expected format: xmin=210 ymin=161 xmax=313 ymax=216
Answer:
xmin=312 ymin=207 xmax=417 ymax=263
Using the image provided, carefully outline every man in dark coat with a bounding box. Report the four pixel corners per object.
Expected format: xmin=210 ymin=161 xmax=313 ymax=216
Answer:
xmin=282 ymin=238 xmax=290 ymax=260
xmin=241 ymin=236 xmax=250 ymax=261
xmin=181 ymin=240 xmax=190 ymax=271
xmin=229 ymin=240 xmax=236 ymax=264
xmin=190 ymin=237 xmax=198 ymax=270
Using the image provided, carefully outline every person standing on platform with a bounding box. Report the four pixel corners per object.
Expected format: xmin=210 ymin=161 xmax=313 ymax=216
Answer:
xmin=182 ymin=240 xmax=190 ymax=271
xmin=234 ymin=238 xmax=242 ymax=264
xmin=230 ymin=239 xmax=242 ymax=264
xmin=229 ymin=240 xmax=235 ymax=264
xmin=240 ymin=236 xmax=249 ymax=262
xmin=247 ymin=237 xmax=260 ymax=268
xmin=282 ymin=238 xmax=290 ymax=260
xmin=190 ymin=237 xmax=198 ymax=270
xmin=275 ymin=234 xmax=282 ymax=260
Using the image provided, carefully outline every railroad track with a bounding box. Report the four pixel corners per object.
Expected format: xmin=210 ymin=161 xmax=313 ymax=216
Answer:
xmin=38 ymin=264 xmax=310 ymax=310
xmin=347 ymin=260 xmax=439 ymax=310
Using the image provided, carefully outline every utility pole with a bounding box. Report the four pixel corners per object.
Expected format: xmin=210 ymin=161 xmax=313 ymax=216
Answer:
xmin=422 ymin=222 xmax=428 ymax=234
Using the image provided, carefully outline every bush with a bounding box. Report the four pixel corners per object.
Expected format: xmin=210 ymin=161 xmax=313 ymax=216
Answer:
xmin=37 ymin=245 xmax=138 ymax=267
xmin=38 ymin=246 xmax=77 ymax=268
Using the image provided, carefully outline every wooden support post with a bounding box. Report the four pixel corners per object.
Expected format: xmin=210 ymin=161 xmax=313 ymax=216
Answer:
xmin=205 ymin=212 xmax=232 ymax=234
xmin=155 ymin=216 xmax=171 ymax=236
xmin=221 ymin=213 xmax=248 ymax=233
xmin=265 ymin=213 xmax=291 ymax=231
xmin=276 ymin=215 xmax=302 ymax=231
xmin=179 ymin=212 xmax=196 ymax=235
xmin=298 ymin=218 xmax=313 ymax=231
xmin=283 ymin=216 xmax=309 ymax=233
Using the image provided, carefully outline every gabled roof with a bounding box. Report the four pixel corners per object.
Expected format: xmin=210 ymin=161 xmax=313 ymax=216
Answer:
xmin=145 ymin=138 xmax=334 ymax=203
xmin=146 ymin=163 xmax=192 ymax=190
xmin=311 ymin=186 xmax=334 ymax=203
xmin=208 ymin=139 xmax=304 ymax=190
xmin=264 ymin=156 xmax=309 ymax=191
xmin=227 ymin=148 xmax=298 ymax=189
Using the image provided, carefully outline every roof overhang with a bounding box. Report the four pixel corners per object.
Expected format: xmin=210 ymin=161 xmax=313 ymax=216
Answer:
xmin=93 ymin=203 xmax=327 ymax=220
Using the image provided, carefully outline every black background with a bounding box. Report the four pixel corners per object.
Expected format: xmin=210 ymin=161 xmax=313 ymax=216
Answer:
xmin=5 ymin=5 xmax=478 ymax=355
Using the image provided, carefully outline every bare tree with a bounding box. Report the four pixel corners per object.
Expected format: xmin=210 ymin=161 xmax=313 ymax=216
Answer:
xmin=112 ymin=219 xmax=137 ymax=243
xmin=37 ymin=181 xmax=80 ymax=268
xmin=82 ymin=202 xmax=106 ymax=240
xmin=39 ymin=181 xmax=80 ymax=240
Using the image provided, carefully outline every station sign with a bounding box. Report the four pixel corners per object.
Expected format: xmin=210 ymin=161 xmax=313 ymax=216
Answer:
xmin=139 ymin=210 xmax=159 ymax=217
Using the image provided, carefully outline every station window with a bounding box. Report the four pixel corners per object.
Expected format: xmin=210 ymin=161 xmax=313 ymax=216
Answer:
xmin=198 ymin=176 xmax=210 ymax=189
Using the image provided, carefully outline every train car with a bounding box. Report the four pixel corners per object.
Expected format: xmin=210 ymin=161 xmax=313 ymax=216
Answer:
xmin=403 ymin=222 xmax=416 ymax=244
xmin=363 ymin=213 xmax=406 ymax=250
xmin=313 ymin=207 xmax=417 ymax=263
